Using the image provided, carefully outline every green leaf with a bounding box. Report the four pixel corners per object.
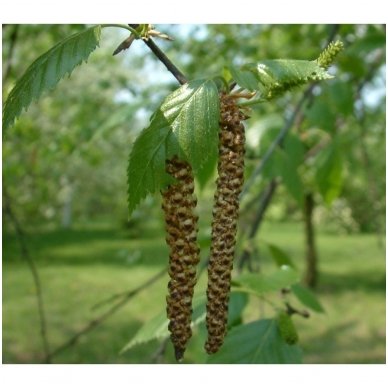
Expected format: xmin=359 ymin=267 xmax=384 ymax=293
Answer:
xmin=207 ymin=319 xmax=303 ymax=364
xmin=276 ymin=148 xmax=305 ymax=206
xmin=227 ymin=292 xmax=248 ymax=328
xmin=267 ymin=243 xmax=295 ymax=268
xmin=328 ymin=82 xmax=354 ymax=116
xmin=3 ymin=25 xmax=102 ymax=131
xmin=283 ymin=133 xmax=305 ymax=168
xmin=121 ymin=291 xmax=245 ymax=353
xmin=229 ymin=64 xmax=259 ymax=91
xmin=232 ymin=265 xmax=300 ymax=295
xmin=291 ymin=284 xmax=325 ymax=313
xmin=315 ymin=139 xmax=343 ymax=205
xmin=121 ymin=295 xmax=206 ymax=353
xmin=305 ymin=97 xmax=336 ymax=133
xmin=127 ymin=79 xmax=220 ymax=215
xmin=242 ymin=59 xmax=332 ymax=99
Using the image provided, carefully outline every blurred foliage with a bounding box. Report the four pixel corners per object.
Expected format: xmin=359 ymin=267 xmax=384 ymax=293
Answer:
xmin=2 ymin=24 xmax=385 ymax=235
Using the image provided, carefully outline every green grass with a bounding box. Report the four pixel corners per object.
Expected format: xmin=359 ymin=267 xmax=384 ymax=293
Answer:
xmin=2 ymin=220 xmax=385 ymax=363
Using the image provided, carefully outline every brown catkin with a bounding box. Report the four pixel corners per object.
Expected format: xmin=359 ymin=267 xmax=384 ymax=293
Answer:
xmin=162 ymin=156 xmax=200 ymax=361
xmin=205 ymin=92 xmax=246 ymax=354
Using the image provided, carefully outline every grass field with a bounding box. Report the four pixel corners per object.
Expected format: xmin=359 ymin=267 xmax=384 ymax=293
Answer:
xmin=2 ymin=220 xmax=386 ymax=364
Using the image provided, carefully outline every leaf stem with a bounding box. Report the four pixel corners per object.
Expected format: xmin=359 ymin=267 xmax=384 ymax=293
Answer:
xmin=102 ymin=24 xmax=139 ymax=37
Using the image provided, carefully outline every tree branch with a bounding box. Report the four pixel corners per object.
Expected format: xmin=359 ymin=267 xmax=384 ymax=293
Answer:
xmin=3 ymin=188 xmax=51 ymax=363
xmin=47 ymin=267 xmax=166 ymax=360
xmin=240 ymin=85 xmax=314 ymax=200
xmin=238 ymin=25 xmax=341 ymax=270
xmin=127 ymin=24 xmax=187 ymax=85
xmin=238 ymin=179 xmax=278 ymax=270
xmin=91 ymin=267 xmax=166 ymax=310
xmin=141 ymin=38 xmax=188 ymax=85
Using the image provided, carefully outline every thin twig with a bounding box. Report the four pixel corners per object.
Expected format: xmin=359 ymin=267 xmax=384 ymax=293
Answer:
xmin=3 ymin=188 xmax=51 ymax=363
xmin=126 ymin=24 xmax=187 ymax=85
xmin=240 ymin=85 xmax=314 ymax=200
xmin=238 ymin=179 xmax=278 ymax=270
xmin=48 ymin=267 xmax=167 ymax=360
xmin=91 ymin=267 xmax=166 ymax=310
xmin=141 ymin=38 xmax=188 ymax=85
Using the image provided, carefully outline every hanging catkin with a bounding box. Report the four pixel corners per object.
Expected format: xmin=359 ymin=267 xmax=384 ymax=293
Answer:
xmin=162 ymin=156 xmax=200 ymax=361
xmin=205 ymin=92 xmax=246 ymax=354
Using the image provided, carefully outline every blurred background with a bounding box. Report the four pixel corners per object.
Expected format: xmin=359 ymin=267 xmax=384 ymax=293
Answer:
xmin=2 ymin=24 xmax=386 ymax=363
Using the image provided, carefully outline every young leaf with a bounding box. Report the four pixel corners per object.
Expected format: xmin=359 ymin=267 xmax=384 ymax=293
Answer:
xmin=291 ymin=284 xmax=325 ymax=313
xmin=241 ymin=59 xmax=332 ymax=99
xmin=207 ymin=319 xmax=302 ymax=364
xmin=229 ymin=64 xmax=259 ymax=91
xmin=127 ymin=79 xmax=220 ymax=216
xmin=232 ymin=265 xmax=300 ymax=295
xmin=3 ymin=25 xmax=102 ymax=131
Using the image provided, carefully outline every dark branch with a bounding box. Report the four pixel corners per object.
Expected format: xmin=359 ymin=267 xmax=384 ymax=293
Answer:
xmin=238 ymin=179 xmax=278 ymax=270
xmin=142 ymin=38 xmax=188 ymax=85
xmin=3 ymin=188 xmax=51 ymax=363
xmin=240 ymin=85 xmax=314 ymax=200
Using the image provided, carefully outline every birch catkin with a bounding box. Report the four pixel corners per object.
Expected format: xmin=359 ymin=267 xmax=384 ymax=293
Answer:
xmin=205 ymin=93 xmax=246 ymax=354
xmin=162 ymin=156 xmax=200 ymax=361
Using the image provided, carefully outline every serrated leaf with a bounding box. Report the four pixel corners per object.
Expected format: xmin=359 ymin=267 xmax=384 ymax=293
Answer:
xmin=267 ymin=243 xmax=296 ymax=268
xmin=127 ymin=79 xmax=220 ymax=215
xmin=3 ymin=25 xmax=102 ymax=131
xmin=291 ymin=284 xmax=325 ymax=313
xmin=229 ymin=64 xmax=259 ymax=91
xmin=120 ymin=291 xmax=245 ymax=353
xmin=121 ymin=295 xmax=206 ymax=353
xmin=242 ymin=59 xmax=332 ymax=99
xmin=232 ymin=265 xmax=300 ymax=295
xmin=207 ymin=319 xmax=302 ymax=364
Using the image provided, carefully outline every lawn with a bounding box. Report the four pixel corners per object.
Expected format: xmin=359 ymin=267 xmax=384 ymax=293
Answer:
xmin=2 ymin=220 xmax=386 ymax=363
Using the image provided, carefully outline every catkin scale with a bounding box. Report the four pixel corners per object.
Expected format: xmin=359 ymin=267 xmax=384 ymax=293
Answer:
xmin=205 ymin=93 xmax=246 ymax=354
xmin=162 ymin=156 xmax=200 ymax=361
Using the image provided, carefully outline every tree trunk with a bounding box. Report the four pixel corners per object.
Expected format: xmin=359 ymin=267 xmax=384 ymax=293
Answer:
xmin=303 ymin=192 xmax=318 ymax=288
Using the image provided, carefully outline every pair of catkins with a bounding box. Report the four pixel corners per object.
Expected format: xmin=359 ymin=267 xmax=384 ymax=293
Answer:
xmin=161 ymin=92 xmax=246 ymax=361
